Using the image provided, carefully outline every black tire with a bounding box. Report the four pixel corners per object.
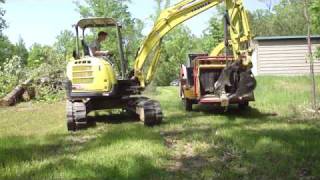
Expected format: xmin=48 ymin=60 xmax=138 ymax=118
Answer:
xmin=238 ymin=101 xmax=249 ymax=110
xmin=184 ymin=99 xmax=193 ymax=111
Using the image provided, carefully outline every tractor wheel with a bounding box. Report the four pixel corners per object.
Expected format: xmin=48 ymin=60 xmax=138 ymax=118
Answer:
xmin=238 ymin=101 xmax=249 ymax=110
xmin=184 ymin=99 xmax=193 ymax=111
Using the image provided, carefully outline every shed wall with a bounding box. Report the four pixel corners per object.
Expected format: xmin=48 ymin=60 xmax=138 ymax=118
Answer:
xmin=255 ymin=39 xmax=320 ymax=75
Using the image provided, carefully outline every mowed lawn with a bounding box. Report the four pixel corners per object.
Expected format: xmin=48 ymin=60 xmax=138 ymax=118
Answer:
xmin=1 ymin=76 xmax=320 ymax=180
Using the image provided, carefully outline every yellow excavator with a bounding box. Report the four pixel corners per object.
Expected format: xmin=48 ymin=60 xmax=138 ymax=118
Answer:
xmin=66 ymin=0 xmax=256 ymax=131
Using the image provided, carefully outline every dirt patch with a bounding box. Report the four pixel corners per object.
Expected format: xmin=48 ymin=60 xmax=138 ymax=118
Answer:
xmin=161 ymin=129 xmax=212 ymax=173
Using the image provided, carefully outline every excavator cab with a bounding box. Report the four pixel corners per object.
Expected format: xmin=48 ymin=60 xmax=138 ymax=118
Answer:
xmin=66 ymin=18 xmax=126 ymax=99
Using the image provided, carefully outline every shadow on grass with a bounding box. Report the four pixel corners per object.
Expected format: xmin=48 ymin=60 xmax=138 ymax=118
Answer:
xmin=0 ymin=123 xmax=168 ymax=180
xmin=3 ymin=155 xmax=166 ymax=180
xmin=161 ymin=104 xmax=320 ymax=179
xmin=197 ymin=105 xmax=277 ymax=119
xmin=88 ymin=111 xmax=140 ymax=125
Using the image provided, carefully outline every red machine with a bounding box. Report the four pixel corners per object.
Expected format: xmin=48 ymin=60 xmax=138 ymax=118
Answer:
xmin=179 ymin=54 xmax=256 ymax=111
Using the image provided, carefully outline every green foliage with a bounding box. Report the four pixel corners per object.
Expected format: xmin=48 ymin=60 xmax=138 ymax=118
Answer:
xmin=150 ymin=0 xmax=171 ymax=20
xmin=54 ymin=30 xmax=76 ymax=60
xmin=249 ymin=9 xmax=273 ymax=36
xmin=311 ymin=0 xmax=320 ymax=58
xmin=15 ymin=44 xmax=66 ymax=101
xmin=250 ymin=0 xmax=320 ymax=36
xmin=0 ymin=36 xmax=28 ymax=66
xmin=0 ymin=56 xmax=26 ymax=97
xmin=0 ymin=0 xmax=7 ymax=35
xmin=0 ymin=35 xmax=15 ymax=65
xmin=30 ymin=63 xmax=65 ymax=102
xmin=154 ymin=26 xmax=198 ymax=86
xmin=311 ymin=0 xmax=320 ymax=33
xmin=13 ymin=37 xmax=28 ymax=64
xmin=27 ymin=43 xmax=64 ymax=68
xmin=200 ymin=16 xmax=224 ymax=53
xmin=315 ymin=47 xmax=320 ymax=59
xmin=35 ymin=85 xmax=65 ymax=102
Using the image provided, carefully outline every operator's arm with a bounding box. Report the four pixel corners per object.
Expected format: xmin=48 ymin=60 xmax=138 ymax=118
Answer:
xmin=90 ymin=41 xmax=112 ymax=56
xmin=91 ymin=47 xmax=110 ymax=56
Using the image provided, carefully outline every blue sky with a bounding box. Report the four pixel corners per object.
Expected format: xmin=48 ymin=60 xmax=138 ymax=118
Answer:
xmin=3 ymin=0 xmax=267 ymax=48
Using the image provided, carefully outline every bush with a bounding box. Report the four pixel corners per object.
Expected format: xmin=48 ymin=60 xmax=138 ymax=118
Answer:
xmin=0 ymin=56 xmax=26 ymax=97
xmin=316 ymin=47 xmax=320 ymax=59
xmin=0 ymin=56 xmax=66 ymax=102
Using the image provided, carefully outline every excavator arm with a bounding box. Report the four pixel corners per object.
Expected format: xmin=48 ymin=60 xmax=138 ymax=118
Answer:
xmin=134 ymin=0 xmax=253 ymax=88
xmin=210 ymin=0 xmax=253 ymax=63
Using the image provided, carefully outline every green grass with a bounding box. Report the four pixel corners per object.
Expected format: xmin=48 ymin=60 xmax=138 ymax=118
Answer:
xmin=1 ymin=76 xmax=320 ymax=180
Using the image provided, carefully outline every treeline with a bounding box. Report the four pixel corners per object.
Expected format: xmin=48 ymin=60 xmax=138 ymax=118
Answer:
xmin=0 ymin=0 xmax=319 ymax=98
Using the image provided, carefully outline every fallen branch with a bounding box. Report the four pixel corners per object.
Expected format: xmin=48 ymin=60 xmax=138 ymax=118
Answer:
xmin=0 ymin=78 xmax=33 ymax=107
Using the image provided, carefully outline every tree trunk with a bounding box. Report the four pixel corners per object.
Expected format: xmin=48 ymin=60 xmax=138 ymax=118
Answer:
xmin=304 ymin=0 xmax=317 ymax=111
xmin=0 ymin=78 xmax=33 ymax=107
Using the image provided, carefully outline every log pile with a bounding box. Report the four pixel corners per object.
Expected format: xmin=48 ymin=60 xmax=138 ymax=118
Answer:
xmin=0 ymin=78 xmax=33 ymax=107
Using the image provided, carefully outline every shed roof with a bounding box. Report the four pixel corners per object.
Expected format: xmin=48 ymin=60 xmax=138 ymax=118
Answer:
xmin=255 ymin=35 xmax=320 ymax=41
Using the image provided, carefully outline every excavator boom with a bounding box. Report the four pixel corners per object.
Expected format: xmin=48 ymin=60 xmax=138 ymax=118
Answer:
xmin=134 ymin=0 xmax=253 ymax=88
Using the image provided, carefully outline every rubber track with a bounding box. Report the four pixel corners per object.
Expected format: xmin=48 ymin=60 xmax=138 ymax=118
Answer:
xmin=127 ymin=97 xmax=163 ymax=126
xmin=66 ymin=100 xmax=88 ymax=131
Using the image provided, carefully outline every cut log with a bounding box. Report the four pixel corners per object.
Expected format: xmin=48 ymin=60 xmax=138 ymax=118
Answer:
xmin=22 ymin=86 xmax=36 ymax=102
xmin=0 ymin=78 xmax=33 ymax=107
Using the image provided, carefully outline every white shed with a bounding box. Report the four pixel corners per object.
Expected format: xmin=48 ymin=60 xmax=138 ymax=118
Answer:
xmin=251 ymin=36 xmax=320 ymax=76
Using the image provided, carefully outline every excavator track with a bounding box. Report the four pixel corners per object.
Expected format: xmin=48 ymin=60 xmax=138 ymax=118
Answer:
xmin=127 ymin=97 xmax=163 ymax=126
xmin=66 ymin=100 xmax=88 ymax=131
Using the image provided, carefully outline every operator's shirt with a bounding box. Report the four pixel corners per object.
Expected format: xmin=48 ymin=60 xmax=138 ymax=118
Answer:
xmin=90 ymin=40 xmax=101 ymax=51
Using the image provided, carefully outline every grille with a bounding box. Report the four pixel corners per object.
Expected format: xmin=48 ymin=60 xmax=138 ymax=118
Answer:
xmin=72 ymin=66 xmax=92 ymax=71
xmin=72 ymin=66 xmax=94 ymax=84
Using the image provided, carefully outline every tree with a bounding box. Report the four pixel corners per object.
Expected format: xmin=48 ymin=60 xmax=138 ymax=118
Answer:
xmin=311 ymin=0 xmax=320 ymax=58
xmin=54 ymin=30 xmax=76 ymax=60
xmin=304 ymin=0 xmax=317 ymax=110
xmin=28 ymin=44 xmax=63 ymax=68
xmin=200 ymin=16 xmax=224 ymax=53
xmin=145 ymin=0 xmax=197 ymax=85
xmin=311 ymin=0 xmax=320 ymax=33
xmin=0 ymin=35 xmax=14 ymax=65
xmin=0 ymin=1 xmax=11 ymax=66
xmin=250 ymin=0 xmax=320 ymax=36
xmin=258 ymin=0 xmax=276 ymax=11
xmin=150 ymin=0 xmax=171 ymax=20
xmin=13 ymin=37 xmax=28 ymax=65
xmin=0 ymin=56 xmax=26 ymax=97
xmin=0 ymin=0 xmax=7 ymax=35
xmin=249 ymin=9 xmax=274 ymax=36
xmin=154 ymin=26 xmax=198 ymax=86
